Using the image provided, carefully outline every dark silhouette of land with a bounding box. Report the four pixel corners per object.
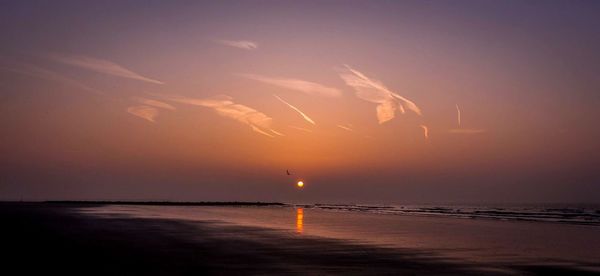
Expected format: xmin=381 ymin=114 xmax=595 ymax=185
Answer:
xmin=1 ymin=202 xmax=597 ymax=275
xmin=45 ymin=200 xmax=286 ymax=206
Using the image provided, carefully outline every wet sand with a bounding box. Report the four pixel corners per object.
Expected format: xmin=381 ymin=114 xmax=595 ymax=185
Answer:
xmin=1 ymin=203 xmax=597 ymax=275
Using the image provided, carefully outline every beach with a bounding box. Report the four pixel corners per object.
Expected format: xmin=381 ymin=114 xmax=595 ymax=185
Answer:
xmin=2 ymin=202 xmax=599 ymax=275
xmin=3 ymin=1 xmax=600 ymax=275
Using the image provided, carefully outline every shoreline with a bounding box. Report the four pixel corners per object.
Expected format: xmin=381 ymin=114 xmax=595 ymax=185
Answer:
xmin=0 ymin=202 xmax=479 ymax=275
xmin=43 ymin=200 xmax=287 ymax=206
xmin=5 ymin=201 xmax=598 ymax=227
xmin=2 ymin=203 xmax=598 ymax=275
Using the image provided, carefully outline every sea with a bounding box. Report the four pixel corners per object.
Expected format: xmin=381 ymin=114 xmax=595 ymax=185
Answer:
xmin=80 ymin=203 xmax=600 ymax=272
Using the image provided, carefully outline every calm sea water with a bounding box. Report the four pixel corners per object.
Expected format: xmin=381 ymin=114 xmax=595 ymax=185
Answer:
xmin=80 ymin=203 xmax=600 ymax=270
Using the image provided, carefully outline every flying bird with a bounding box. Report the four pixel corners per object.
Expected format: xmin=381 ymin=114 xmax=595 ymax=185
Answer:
xmin=287 ymin=170 xmax=291 ymax=175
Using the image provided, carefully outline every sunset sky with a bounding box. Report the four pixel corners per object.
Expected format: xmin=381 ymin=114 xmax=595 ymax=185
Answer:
xmin=1 ymin=1 xmax=599 ymax=203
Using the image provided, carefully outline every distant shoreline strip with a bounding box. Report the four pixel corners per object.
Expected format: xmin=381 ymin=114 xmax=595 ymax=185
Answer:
xmin=44 ymin=201 xmax=286 ymax=206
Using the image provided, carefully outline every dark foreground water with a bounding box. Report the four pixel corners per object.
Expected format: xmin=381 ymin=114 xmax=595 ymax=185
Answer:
xmin=1 ymin=202 xmax=599 ymax=275
xmin=81 ymin=203 xmax=600 ymax=274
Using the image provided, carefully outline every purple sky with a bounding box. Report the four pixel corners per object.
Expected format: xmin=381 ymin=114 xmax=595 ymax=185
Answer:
xmin=1 ymin=1 xmax=599 ymax=203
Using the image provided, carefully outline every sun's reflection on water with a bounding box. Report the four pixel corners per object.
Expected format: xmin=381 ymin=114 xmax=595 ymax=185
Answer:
xmin=296 ymin=208 xmax=304 ymax=234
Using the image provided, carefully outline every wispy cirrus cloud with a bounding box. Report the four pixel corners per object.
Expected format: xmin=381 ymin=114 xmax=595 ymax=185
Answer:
xmin=132 ymin=97 xmax=175 ymax=110
xmin=456 ymin=104 xmax=461 ymax=127
xmin=449 ymin=104 xmax=485 ymax=134
xmin=420 ymin=125 xmax=429 ymax=139
xmin=337 ymin=124 xmax=354 ymax=132
xmin=167 ymin=94 xmax=281 ymax=137
xmin=127 ymin=105 xmax=159 ymax=122
xmin=126 ymin=97 xmax=175 ymax=123
xmin=273 ymin=94 xmax=316 ymax=125
xmin=214 ymin=39 xmax=258 ymax=50
xmin=48 ymin=53 xmax=164 ymax=84
xmin=339 ymin=65 xmax=421 ymax=124
xmin=449 ymin=128 xmax=486 ymax=134
xmin=288 ymin=126 xmax=313 ymax=133
xmin=1 ymin=63 xmax=99 ymax=94
xmin=240 ymin=74 xmax=342 ymax=97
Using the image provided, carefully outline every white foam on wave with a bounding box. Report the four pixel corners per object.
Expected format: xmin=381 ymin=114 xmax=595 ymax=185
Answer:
xmin=298 ymin=204 xmax=600 ymax=226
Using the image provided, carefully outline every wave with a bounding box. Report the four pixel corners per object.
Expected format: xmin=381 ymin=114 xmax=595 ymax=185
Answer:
xmin=295 ymin=204 xmax=600 ymax=226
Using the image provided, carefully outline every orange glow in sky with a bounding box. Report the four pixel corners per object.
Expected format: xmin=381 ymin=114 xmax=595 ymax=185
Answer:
xmin=1 ymin=1 xmax=599 ymax=203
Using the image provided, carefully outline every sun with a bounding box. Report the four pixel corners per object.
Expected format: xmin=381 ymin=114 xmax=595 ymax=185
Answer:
xmin=297 ymin=181 xmax=304 ymax=188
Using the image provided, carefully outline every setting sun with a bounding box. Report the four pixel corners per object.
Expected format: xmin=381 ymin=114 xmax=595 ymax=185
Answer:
xmin=1 ymin=1 xmax=599 ymax=274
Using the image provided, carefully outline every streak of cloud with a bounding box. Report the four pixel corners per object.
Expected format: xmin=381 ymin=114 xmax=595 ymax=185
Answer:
xmin=289 ymin=126 xmax=313 ymax=133
xmin=449 ymin=129 xmax=486 ymax=134
xmin=450 ymin=105 xmax=485 ymax=134
xmin=337 ymin=124 xmax=354 ymax=132
xmin=240 ymin=74 xmax=341 ymax=97
xmin=270 ymin=129 xmax=285 ymax=136
xmin=48 ymin=53 xmax=164 ymax=84
xmin=1 ymin=63 xmax=100 ymax=94
xmin=166 ymin=94 xmax=279 ymax=138
xmin=420 ymin=125 xmax=429 ymax=139
xmin=132 ymin=97 xmax=175 ymax=110
xmin=127 ymin=105 xmax=158 ymax=122
xmin=338 ymin=65 xmax=421 ymax=124
xmin=456 ymin=104 xmax=461 ymax=127
xmin=273 ymin=94 xmax=316 ymax=125
xmin=250 ymin=125 xmax=274 ymax=137
xmin=214 ymin=39 xmax=258 ymax=50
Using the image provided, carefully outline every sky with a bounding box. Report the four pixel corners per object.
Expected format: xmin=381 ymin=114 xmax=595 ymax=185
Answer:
xmin=1 ymin=0 xmax=599 ymax=203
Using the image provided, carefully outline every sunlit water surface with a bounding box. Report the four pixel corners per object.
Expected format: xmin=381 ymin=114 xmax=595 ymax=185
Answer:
xmin=80 ymin=204 xmax=600 ymax=270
